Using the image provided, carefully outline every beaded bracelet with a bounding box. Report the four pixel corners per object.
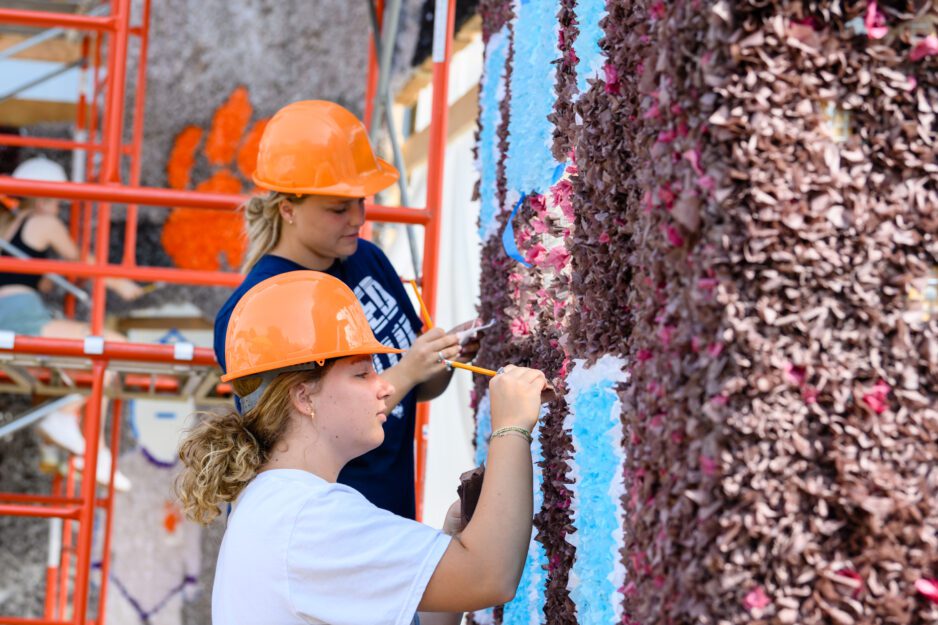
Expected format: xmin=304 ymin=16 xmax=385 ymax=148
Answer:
xmin=490 ymin=426 xmax=533 ymax=444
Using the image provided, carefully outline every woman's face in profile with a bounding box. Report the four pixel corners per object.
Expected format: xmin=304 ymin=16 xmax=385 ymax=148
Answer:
xmin=311 ymin=355 xmax=394 ymax=458
xmin=291 ymin=195 xmax=366 ymax=261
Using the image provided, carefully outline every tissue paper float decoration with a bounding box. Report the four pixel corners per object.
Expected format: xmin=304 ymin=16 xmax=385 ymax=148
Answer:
xmin=472 ymin=0 xmax=936 ymax=623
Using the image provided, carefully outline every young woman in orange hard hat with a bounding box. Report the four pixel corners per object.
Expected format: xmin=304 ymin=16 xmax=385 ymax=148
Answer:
xmin=0 ymin=157 xmax=143 ymax=490
xmin=214 ymin=100 xmax=479 ymax=520
xmin=182 ymin=271 xmax=546 ymax=625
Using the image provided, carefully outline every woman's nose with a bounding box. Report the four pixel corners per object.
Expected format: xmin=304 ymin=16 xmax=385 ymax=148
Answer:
xmin=350 ymin=201 xmax=365 ymax=226
xmin=379 ymin=378 xmax=395 ymax=400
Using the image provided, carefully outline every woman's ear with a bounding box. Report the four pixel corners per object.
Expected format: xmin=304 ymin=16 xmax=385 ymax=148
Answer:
xmin=289 ymin=380 xmax=318 ymax=418
xmin=278 ymin=198 xmax=296 ymax=226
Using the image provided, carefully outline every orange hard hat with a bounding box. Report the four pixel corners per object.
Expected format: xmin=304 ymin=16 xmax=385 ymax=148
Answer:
xmin=252 ymin=100 xmax=399 ymax=198
xmin=222 ymin=270 xmax=402 ymax=383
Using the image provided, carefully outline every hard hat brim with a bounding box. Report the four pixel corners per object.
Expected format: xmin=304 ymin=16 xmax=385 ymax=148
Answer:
xmin=252 ymin=157 xmax=399 ymax=198
xmin=220 ymin=342 xmax=403 ymax=383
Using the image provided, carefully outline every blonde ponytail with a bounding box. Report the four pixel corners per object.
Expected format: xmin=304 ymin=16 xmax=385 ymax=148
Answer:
xmin=176 ymin=366 xmax=333 ymax=524
xmin=240 ymin=191 xmax=298 ymax=272
xmin=176 ymin=409 xmax=261 ymax=524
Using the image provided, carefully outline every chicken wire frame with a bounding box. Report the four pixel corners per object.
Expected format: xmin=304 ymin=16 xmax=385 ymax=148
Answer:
xmin=0 ymin=0 xmax=457 ymax=622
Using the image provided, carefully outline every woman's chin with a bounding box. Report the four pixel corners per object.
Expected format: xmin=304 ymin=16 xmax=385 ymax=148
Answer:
xmin=337 ymin=237 xmax=359 ymax=256
xmin=350 ymin=430 xmax=384 ymax=455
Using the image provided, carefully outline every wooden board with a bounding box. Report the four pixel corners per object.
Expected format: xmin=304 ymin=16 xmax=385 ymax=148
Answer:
xmin=0 ymin=99 xmax=76 ymax=127
xmin=401 ymin=83 xmax=479 ymax=171
xmin=0 ymin=32 xmax=83 ymax=62
xmin=395 ymin=13 xmax=483 ymax=107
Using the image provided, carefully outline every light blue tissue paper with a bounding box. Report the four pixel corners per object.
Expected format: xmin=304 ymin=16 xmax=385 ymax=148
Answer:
xmin=477 ymin=27 xmax=510 ymax=241
xmin=573 ymin=0 xmax=608 ymax=95
xmin=504 ymin=0 xmax=562 ymax=197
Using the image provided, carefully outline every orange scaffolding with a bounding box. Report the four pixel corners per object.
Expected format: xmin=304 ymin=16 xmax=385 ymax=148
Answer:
xmin=0 ymin=0 xmax=455 ymax=622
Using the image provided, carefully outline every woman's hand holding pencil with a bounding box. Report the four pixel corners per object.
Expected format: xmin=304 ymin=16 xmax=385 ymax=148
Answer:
xmin=442 ymin=359 xmax=557 ymax=403
xmin=398 ymin=327 xmax=462 ymax=384
xmin=405 ymin=278 xmax=555 ymax=400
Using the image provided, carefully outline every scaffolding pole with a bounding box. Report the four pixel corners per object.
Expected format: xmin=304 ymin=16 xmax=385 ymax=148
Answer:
xmin=413 ymin=0 xmax=455 ymax=521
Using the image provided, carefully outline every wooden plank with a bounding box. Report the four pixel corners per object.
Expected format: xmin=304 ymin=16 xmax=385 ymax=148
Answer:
xmin=0 ymin=99 xmax=76 ymax=126
xmin=402 ymin=83 xmax=479 ymax=171
xmin=0 ymin=32 xmax=83 ymax=62
xmin=396 ymin=65 xmax=433 ymax=108
xmin=395 ymin=13 xmax=483 ymax=107
xmin=0 ymin=0 xmax=83 ymax=13
xmin=116 ymin=316 xmax=214 ymax=332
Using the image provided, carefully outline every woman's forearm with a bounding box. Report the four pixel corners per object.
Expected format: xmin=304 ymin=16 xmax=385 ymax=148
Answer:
xmin=457 ymin=434 xmax=534 ymax=594
xmin=415 ymin=367 xmax=454 ymax=401
xmin=419 ymin=366 xmax=544 ymax=612
xmin=416 ymin=611 xmax=463 ymax=625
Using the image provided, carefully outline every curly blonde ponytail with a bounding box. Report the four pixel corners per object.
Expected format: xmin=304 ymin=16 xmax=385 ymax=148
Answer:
xmin=176 ymin=366 xmax=333 ymax=524
xmin=176 ymin=409 xmax=261 ymax=524
xmin=240 ymin=191 xmax=299 ymax=272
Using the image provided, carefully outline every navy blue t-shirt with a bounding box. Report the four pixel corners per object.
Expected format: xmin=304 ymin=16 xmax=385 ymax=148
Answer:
xmin=214 ymin=240 xmax=422 ymax=519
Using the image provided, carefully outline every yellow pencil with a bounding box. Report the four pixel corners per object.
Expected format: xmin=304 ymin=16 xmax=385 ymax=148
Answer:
xmin=444 ymin=359 xmax=557 ymax=395
xmin=408 ymin=279 xmax=434 ymax=330
xmin=443 ymin=360 xmax=497 ymax=377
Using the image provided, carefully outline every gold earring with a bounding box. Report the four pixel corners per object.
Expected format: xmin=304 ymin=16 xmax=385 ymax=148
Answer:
xmin=309 ymin=408 xmax=315 ymax=420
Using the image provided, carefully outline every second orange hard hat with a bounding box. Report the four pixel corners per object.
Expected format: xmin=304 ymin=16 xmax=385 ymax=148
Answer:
xmin=222 ymin=271 xmax=402 ymax=383
xmin=252 ymin=100 xmax=399 ymax=198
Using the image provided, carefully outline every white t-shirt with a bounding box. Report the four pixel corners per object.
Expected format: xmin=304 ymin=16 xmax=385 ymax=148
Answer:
xmin=212 ymin=469 xmax=451 ymax=625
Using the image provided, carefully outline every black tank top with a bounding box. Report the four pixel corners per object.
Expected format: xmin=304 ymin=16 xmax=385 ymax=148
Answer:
xmin=0 ymin=217 xmax=51 ymax=290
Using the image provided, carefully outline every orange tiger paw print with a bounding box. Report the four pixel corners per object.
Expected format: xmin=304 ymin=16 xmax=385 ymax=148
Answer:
xmin=161 ymin=86 xmax=268 ymax=271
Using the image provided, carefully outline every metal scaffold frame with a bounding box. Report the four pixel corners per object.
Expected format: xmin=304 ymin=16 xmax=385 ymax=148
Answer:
xmin=0 ymin=0 xmax=455 ymax=621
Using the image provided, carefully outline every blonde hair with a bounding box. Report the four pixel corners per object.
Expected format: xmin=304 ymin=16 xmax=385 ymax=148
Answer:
xmin=240 ymin=191 xmax=303 ymax=272
xmin=176 ymin=365 xmax=333 ymax=524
